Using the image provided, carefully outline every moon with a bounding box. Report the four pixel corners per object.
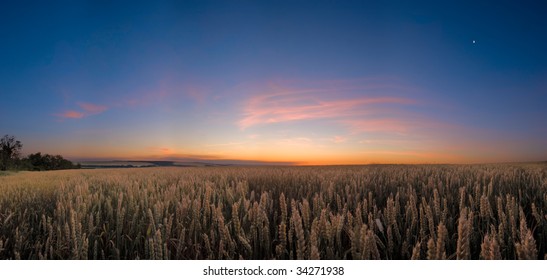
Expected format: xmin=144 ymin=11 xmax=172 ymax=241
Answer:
xmin=473 ymin=40 xmax=476 ymax=44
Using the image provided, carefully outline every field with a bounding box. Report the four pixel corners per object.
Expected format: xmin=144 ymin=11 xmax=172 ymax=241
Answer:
xmin=0 ymin=164 xmax=546 ymax=260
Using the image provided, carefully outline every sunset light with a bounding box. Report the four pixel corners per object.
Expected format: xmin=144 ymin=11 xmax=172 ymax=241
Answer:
xmin=1 ymin=1 xmax=545 ymax=165
xmin=1 ymin=1 xmax=547 ymax=270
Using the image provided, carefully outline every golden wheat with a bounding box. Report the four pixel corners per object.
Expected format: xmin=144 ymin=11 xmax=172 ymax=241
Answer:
xmin=0 ymin=164 xmax=545 ymax=259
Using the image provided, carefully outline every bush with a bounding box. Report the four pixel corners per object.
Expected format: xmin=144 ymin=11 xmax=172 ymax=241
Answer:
xmin=21 ymin=152 xmax=81 ymax=171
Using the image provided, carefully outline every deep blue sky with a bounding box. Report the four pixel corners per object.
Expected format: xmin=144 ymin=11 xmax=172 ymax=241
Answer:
xmin=1 ymin=1 xmax=546 ymax=163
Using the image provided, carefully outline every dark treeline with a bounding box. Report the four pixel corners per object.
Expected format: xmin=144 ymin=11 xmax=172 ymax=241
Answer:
xmin=19 ymin=152 xmax=81 ymax=171
xmin=1 ymin=134 xmax=80 ymax=171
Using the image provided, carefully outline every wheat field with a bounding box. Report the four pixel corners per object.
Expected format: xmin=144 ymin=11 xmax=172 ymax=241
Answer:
xmin=0 ymin=164 xmax=545 ymax=260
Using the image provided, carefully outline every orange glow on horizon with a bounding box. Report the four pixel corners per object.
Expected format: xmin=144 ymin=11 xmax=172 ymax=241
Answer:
xmin=60 ymin=147 xmax=543 ymax=165
xmin=37 ymin=79 xmax=545 ymax=165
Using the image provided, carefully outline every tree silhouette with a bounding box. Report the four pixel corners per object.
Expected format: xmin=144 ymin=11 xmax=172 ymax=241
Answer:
xmin=0 ymin=134 xmax=23 ymax=171
xmin=24 ymin=152 xmax=80 ymax=171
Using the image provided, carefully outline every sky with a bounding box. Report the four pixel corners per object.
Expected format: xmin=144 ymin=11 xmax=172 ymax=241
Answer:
xmin=1 ymin=0 xmax=546 ymax=165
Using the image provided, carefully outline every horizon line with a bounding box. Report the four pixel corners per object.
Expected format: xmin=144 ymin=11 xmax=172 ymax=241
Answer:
xmin=73 ymin=158 xmax=547 ymax=167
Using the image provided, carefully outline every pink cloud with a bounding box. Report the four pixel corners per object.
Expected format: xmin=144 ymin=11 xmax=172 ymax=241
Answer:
xmin=238 ymin=86 xmax=416 ymax=129
xmin=55 ymin=102 xmax=108 ymax=120
xmin=56 ymin=110 xmax=85 ymax=119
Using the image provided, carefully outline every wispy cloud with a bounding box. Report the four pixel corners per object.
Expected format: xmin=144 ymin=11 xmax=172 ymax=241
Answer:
xmin=56 ymin=110 xmax=85 ymax=119
xmin=55 ymin=102 xmax=108 ymax=120
xmin=239 ymin=90 xmax=414 ymax=129
xmin=237 ymin=79 xmax=421 ymax=135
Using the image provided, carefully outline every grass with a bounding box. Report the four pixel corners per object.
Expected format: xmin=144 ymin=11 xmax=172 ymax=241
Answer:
xmin=0 ymin=164 xmax=545 ymax=259
xmin=0 ymin=171 xmax=15 ymax=177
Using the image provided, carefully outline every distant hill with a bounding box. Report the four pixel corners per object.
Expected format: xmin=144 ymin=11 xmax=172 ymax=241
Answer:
xmin=77 ymin=158 xmax=299 ymax=168
xmin=77 ymin=160 xmax=547 ymax=169
xmin=78 ymin=160 xmax=228 ymax=169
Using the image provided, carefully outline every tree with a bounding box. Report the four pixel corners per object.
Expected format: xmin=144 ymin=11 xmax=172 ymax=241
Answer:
xmin=0 ymin=135 xmax=23 ymax=171
xmin=23 ymin=152 xmax=80 ymax=171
